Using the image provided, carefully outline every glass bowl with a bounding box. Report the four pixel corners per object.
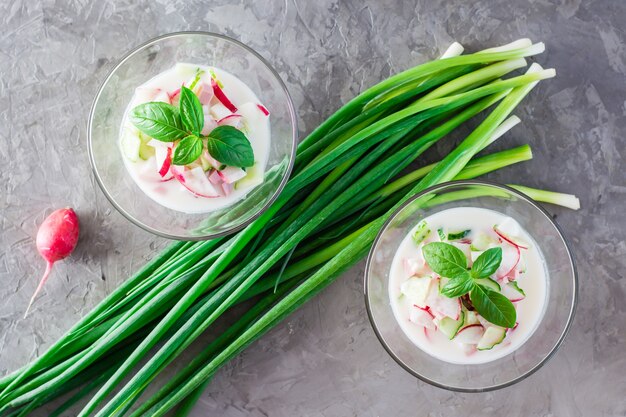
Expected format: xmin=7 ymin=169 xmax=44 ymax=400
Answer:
xmin=364 ymin=180 xmax=577 ymax=392
xmin=88 ymin=32 xmax=297 ymax=240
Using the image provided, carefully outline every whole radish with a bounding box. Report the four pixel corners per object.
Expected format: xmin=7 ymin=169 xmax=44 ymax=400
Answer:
xmin=25 ymin=207 xmax=80 ymax=317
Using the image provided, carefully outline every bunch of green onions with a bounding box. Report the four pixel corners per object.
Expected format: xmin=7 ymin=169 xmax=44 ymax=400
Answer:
xmin=0 ymin=39 xmax=579 ymax=416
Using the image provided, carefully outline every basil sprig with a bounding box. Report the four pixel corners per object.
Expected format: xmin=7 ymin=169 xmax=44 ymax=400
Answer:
xmin=422 ymin=242 xmax=515 ymax=328
xmin=129 ymin=84 xmax=255 ymax=168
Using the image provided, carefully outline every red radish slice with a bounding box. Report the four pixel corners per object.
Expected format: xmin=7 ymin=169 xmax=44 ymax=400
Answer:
xmin=26 ymin=208 xmax=80 ymax=317
xmin=168 ymin=88 xmax=182 ymax=106
xmin=217 ymin=114 xmax=243 ymax=128
xmin=218 ymin=167 xmax=247 ymax=184
xmin=158 ymin=147 xmax=172 ymax=177
xmin=495 ymin=243 xmax=520 ymax=279
xmin=403 ymin=256 xmax=430 ymax=277
xmin=257 ymin=104 xmax=269 ymax=116
xmin=463 ymin=344 xmax=477 ymax=356
xmin=170 ymin=166 xmax=220 ymax=198
xmin=211 ymin=78 xmax=237 ymax=112
xmin=506 ymin=322 xmax=520 ymax=334
xmin=428 ymin=292 xmax=462 ymax=320
xmin=195 ymin=82 xmax=213 ymax=105
xmin=153 ymin=90 xmax=170 ymax=103
xmin=134 ymin=87 xmax=161 ymax=103
xmin=501 ymin=282 xmax=526 ymax=302
xmin=201 ymin=116 xmax=218 ymax=136
xmin=423 ymin=327 xmax=431 ymax=340
xmin=455 ymin=324 xmax=485 ymax=344
xmin=208 ymin=169 xmax=222 ymax=185
xmin=221 ymin=182 xmax=233 ymax=196
xmin=409 ymin=305 xmax=436 ymax=329
xmin=201 ymin=150 xmax=221 ymax=170
xmin=493 ymin=225 xmax=529 ymax=249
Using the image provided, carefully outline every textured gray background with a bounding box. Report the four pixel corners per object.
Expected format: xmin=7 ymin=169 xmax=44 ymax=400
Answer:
xmin=1 ymin=0 xmax=625 ymax=416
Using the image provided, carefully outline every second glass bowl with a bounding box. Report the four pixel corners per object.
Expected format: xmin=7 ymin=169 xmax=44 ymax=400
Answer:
xmin=365 ymin=180 xmax=577 ymax=392
xmin=88 ymin=32 xmax=297 ymax=240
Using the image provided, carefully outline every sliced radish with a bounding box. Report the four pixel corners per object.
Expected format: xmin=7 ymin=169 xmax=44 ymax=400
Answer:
xmin=257 ymin=104 xmax=269 ymax=116
xmin=208 ymin=169 xmax=222 ymax=185
xmin=493 ymin=221 xmax=529 ymax=249
xmin=134 ymin=87 xmax=161 ymax=103
xmin=217 ymin=114 xmax=243 ymax=128
xmin=195 ymin=82 xmax=213 ymax=105
xmin=148 ymin=140 xmax=174 ymax=178
xmin=170 ymin=166 xmax=220 ymax=198
xmin=501 ymin=281 xmax=526 ymax=302
xmin=507 ymin=322 xmax=520 ymax=334
xmin=218 ymin=167 xmax=247 ymax=184
xmin=409 ymin=305 xmax=436 ymax=330
xmin=221 ymin=182 xmax=233 ymax=196
xmin=168 ymin=88 xmax=182 ymax=106
xmin=201 ymin=149 xmax=221 ymax=170
xmin=495 ymin=243 xmax=521 ymax=279
xmin=455 ymin=324 xmax=485 ymax=344
xmin=402 ymin=252 xmax=428 ymax=276
xmin=211 ymin=78 xmax=237 ymax=112
xmin=428 ymin=291 xmax=461 ymax=320
xmin=463 ymin=344 xmax=477 ymax=356
xmin=153 ymin=90 xmax=170 ymax=103
xmin=477 ymin=314 xmax=491 ymax=329
xmin=158 ymin=147 xmax=172 ymax=177
xmin=209 ymin=102 xmax=233 ymax=121
xmin=201 ymin=116 xmax=218 ymax=136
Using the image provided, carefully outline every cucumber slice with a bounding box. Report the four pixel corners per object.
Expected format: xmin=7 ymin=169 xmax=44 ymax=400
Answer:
xmin=470 ymin=233 xmax=498 ymax=251
xmin=448 ymin=229 xmax=471 ymax=240
xmin=437 ymin=309 xmax=465 ymax=339
xmin=412 ymin=220 xmax=430 ymax=245
xmin=477 ymin=326 xmax=507 ymax=350
xmin=235 ymin=163 xmax=264 ymax=190
xmin=400 ymin=276 xmax=432 ymax=307
xmin=138 ymin=136 xmax=154 ymax=160
xmin=174 ymin=63 xmax=200 ymax=79
xmin=121 ymin=129 xmax=141 ymax=162
xmin=475 ymin=278 xmax=501 ymax=292
xmin=501 ymin=281 xmax=526 ymax=301
xmin=437 ymin=227 xmax=447 ymax=241
xmin=463 ymin=309 xmax=480 ymax=326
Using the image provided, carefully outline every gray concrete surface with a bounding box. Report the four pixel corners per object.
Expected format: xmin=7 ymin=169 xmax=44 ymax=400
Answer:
xmin=1 ymin=0 xmax=625 ymax=416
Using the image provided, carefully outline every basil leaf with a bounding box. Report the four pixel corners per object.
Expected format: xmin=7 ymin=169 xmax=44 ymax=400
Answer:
xmin=422 ymin=242 xmax=468 ymax=278
xmin=440 ymin=273 xmax=475 ymax=298
xmin=470 ymin=285 xmax=516 ymax=328
xmin=130 ymin=102 xmax=187 ymax=142
xmin=179 ymin=86 xmax=204 ymax=135
xmin=205 ymin=126 xmax=254 ymax=167
xmin=471 ymin=247 xmax=502 ymax=278
xmin=172 ymin=135 xmax=203 ymax=165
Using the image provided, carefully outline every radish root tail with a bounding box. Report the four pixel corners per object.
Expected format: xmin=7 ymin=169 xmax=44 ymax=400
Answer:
xmin=24 ymin=261 xmax=53 ymax=318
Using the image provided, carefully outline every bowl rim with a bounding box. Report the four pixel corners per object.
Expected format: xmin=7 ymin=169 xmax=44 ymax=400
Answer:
xmin=87 ymin=31 xmax=298 ymax=241
xmin=363 ymin=179 xmax=578 ymax=392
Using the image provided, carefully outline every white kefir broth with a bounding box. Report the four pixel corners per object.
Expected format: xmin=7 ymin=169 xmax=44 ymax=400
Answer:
xmin=120 ymin=64 xmax=270 ymax=213
xmin=389 ymin=207 xmax=548 ymax=364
